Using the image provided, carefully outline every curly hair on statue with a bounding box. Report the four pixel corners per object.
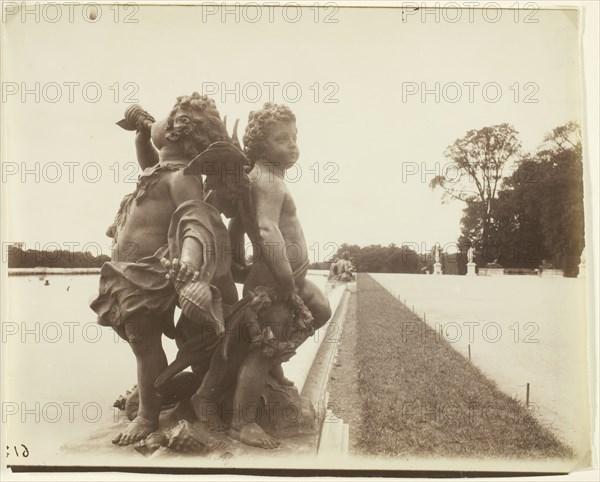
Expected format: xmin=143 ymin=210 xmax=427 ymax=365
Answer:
xmin=165 ymin=92 xmax=229 ymax=159
xmin=242 ymin=103 xmax=296 ymax=163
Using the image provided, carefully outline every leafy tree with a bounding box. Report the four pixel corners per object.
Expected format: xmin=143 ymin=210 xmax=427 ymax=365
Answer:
xmin=491 ymin=156 xmax=548 ymax=268
xmin=457 ymin=121 xmax=584 ymax=275
xmin=534 ymin=122 xmax=584 ymax=275
xmin=431 ymin=124 xmax=522 ymax=251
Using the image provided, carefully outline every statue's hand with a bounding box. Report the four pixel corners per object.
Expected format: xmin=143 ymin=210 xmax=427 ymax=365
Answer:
xmin=161 ymin=257 xmax=200 ymax=286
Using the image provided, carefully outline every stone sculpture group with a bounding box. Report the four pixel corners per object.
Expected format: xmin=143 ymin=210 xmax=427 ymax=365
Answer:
xmin=91 ymin=93 xmax=331 ymax=454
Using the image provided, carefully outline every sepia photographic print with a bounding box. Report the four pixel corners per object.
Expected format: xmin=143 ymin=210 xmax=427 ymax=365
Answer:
xmin=1 ymin=1 xmax=598 ymax=480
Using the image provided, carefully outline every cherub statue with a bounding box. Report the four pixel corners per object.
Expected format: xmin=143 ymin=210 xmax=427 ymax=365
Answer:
xmin=225 ymin=103 xmax=332 ymax=447
xmin=90 ymin=93 xmax=238 ymax=446
xmin=166 ymin=103 xmax=332 ymax=449
xmin=100 ymin=99 xmax=332 ymax=453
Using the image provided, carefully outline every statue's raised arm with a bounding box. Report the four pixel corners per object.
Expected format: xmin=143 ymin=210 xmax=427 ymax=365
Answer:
xmin=117 ymin=104 xmax=160 ymax=169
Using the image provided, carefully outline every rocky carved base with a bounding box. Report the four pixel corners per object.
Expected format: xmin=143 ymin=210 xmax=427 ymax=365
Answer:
xmin=114 ymin=373 xmax=318 ymax=457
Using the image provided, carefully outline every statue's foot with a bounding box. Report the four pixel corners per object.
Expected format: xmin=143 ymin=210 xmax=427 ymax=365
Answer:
xmin=228 ymin=423 xmax=280 ymax=449
xmin=112 ymin=416 xmax=157 ymax=446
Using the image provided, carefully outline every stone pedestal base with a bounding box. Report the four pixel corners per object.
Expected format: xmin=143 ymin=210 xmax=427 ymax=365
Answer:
xmin=478 ymin=268 xmax=504 ymax=276
xmin=109 ymin=373 xmax=318 ymax=458
xmin=540 ymin=269 xmax=564 ymax=278
xmin=466 ymin=262 xmax=477 ymax=276
xmin=433 ymin=262 xmax=442 ymax=275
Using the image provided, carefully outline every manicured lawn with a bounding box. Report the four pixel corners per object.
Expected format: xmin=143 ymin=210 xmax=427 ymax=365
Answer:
xmin=352 ymin=273 xmax=573 ymax=458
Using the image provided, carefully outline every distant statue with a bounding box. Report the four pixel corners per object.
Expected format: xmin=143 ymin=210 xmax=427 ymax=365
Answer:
xmin=328 ymin=257 xmax=339 ymax=280
xmin=433 ymin=244 xmax=443 ymax=275
xmin=328 ymin=252 xmax=354 ymax=282
xmin=465 ymin=246 xmax=477 ymax=276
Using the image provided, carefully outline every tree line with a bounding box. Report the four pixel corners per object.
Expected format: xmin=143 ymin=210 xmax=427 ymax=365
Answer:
xmin=7 ymin=244 xmax=110 ymax=268
xmin=309 ymin=244 xmax=427 ymax=274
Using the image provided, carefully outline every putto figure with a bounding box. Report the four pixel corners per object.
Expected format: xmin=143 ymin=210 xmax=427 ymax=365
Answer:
xmin=186 ymin=103 xmax=333 ymax=449
xmin=91 ymin=97 xmax=333 ymax=454
xmin=241 ymin=103 xmax=331 ymax=327
xmin=91 ymin=93 xmax=237 ymax=446
xmin=233 ymin=103 xmax=333 ymax=446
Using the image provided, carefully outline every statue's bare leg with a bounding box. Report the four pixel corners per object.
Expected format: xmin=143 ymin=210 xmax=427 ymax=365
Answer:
xmin=191 ymin=344 xmax=248 ymax=432
xmin=191 ymin=352 xmax=229 ymax=432
xmin=228 ymin=350 xmax=280 ymax=449
xmin=113 ymin=319 xmax=167 ymax=446
xmin=263 ymin=280 xmax=331 ymax=390
xmin=297 ymin=278 xmax=332 ymax=330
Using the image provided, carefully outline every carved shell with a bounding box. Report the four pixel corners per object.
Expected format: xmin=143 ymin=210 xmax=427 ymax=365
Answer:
xmin=134 ymin=431 xmax=168 ymax=457
xmin=178 ymin=282 xmax=224 ymax=335
xmin=167 ymin=420 xmax=208 ymax=453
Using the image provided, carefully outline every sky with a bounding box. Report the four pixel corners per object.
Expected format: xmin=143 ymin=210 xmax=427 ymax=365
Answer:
xmin=2 ymin=4 xmax=583 ymax=261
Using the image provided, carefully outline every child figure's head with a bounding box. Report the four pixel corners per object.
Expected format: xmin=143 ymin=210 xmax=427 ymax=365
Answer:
xmin=162 ymin=92 xmax=229 ymax=159
xmin=243 ymin=103 xmax=299 ymax=168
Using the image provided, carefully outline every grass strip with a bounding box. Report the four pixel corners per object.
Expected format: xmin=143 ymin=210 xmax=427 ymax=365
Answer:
xmin=354 ymin=273 xmax=573 ymax=458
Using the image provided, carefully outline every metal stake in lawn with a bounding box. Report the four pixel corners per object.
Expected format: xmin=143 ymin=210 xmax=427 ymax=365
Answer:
xmin=468 ymin=344 xmax=471 ymax=361
xmin=526 ymin=382 xmax=530 ymax=407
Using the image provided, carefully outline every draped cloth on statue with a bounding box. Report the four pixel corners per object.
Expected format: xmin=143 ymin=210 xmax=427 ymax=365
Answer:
xmin=90 ymin=199 xmax=231 ymax=338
